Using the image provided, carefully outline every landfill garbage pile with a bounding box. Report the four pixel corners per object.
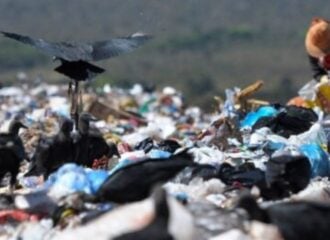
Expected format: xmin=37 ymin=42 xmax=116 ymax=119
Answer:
xmin=0 ymin=77 xmax=330 ymax=240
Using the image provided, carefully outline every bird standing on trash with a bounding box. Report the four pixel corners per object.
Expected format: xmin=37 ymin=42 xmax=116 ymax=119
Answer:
xmin=0 ymin=120 xmax=27 ymax=190
xmin=0 ymin=31 xmax=152 ymax=128
xmin=74 ymin=113 xmax=116 ymax=168
xmin=26 ymin=118 xmax=75 ymax=179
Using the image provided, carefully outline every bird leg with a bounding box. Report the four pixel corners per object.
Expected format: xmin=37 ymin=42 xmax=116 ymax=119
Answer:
xmin=74 ymin=81 xmax=79 ymax=130
xmin=68 ymin=81 xmax=73 ymax=97
xmin=79 ymin=88 xmax=83 ymax=113
xmin=69 ymin=80 xmax=74 ymax=127
xmin=70 ymin=82 xmax=75 ymax=125
xmin=9 ymin=172 xmax=18 ymax=194
xmin=69 ymin=80 xmax=80 ymax=130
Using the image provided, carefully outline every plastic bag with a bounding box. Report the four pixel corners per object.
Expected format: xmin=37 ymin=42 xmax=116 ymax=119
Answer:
xmin=147 ymin=149 xmax=172 ymax=159
xmin=46 ymin=163 xmax=109 ymax=197
xmin=298 ymin=80 xmax=318 ymax=101
xmin=189 ymin=146 xmax=225 ymax=165
xmin=299 ymin=143 xmax=330 ymax=177
xmin=240 ymin=106 xmax=278 ymax=128
xmin=86 ymin=169 xmax=109 ymax=194
xmin=288 ymin=123 xmax=327 ymax=148
xmin=299 ymin=79 xmax=330 ymax=113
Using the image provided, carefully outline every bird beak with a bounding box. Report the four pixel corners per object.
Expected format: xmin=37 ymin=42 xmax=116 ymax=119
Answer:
xmin=20 ymin=123 xmax=28 ymax=129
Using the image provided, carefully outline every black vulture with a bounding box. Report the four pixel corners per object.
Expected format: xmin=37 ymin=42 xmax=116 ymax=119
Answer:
xmin=114 ymin=187 xmax=174 ymax=240
xmin=237 ymin=195 xmax=330 ymax=240
xmin=25 ymin=118 xmax=75 ymax=178
xmin=74 ymin=113 xmax=118 ymax=167
xmin=0 ymin=120 xmax=27 ymax=189
xmin=0 ymin=31 xmax=152 ymax=81
xmin=95 ymin=150 xmax=195 ymax=203
xmin=0 ymin=31 xmax=152 ymax=128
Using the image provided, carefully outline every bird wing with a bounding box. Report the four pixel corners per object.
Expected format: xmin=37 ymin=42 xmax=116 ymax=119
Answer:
xmin=0 ymin=133 xmax=12 ymax=146
xmin=0 ymin=134 xmax=26 ymax=160
xmin=90 ymin=32 xmax=152 ymax=61
xmin=1 ymin=31 xmax=92 ymax=62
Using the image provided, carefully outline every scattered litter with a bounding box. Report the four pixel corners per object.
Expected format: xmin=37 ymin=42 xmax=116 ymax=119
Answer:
xmin=0 ymin=59 xmax=329 ymax=239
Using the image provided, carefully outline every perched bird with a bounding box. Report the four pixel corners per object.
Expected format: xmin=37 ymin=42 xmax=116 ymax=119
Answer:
xmin=237 ymin=195 xmax=330 ymax=240
xmin=0 ymin=120 xmax=27 ymax=189
xmin=25 ymin=118 xmax=75 ymax=178
xmin=74 ymin=113 xmax=117 ymax=167
xmin=96 ymin=151 xmax=195 ymax=203
xmin=0 ymin=31 xmax=152 ymax=81
xmin=113 ymin=187 xmax=174 ymax=240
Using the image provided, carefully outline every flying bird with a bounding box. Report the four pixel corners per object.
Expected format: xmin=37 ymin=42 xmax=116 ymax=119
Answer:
xmin=0 ymin=31 xmax=152 ymax=81
xmin=0 ymin=30 xmax=152 ymax=128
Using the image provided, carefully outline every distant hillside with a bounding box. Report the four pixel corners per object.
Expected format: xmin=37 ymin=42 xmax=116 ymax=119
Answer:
xmin=0 ymin=0 xmax=329 ymax=108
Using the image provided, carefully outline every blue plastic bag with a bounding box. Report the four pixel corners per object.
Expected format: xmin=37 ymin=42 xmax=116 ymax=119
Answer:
xmin=148 ymin=149 xmax=172 ymax=159
xmin=53 ymin=170 xmax=92 ymax=194
xmin=86 ymin=169 xmax=109 ymax=194
xmin=46 ymin=163 xmax=109 ymax=195
xmin=299 ymin=144 xmax=330 ymax=177
xmin=241 ymin=106 xmax=278 ymax=128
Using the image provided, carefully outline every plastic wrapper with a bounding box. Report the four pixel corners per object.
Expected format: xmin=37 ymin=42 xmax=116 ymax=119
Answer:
xmin=291 ymin=177 xmax=330 ymax=203
xmin=189 ymin=146 xmax=225 ymax=165
xmin=164 ymin=178 xmax=225 ymax=202
xmin=288 ymin=123 xmax=327 ymax=148
xmin=299 ymin=79 xmax=330 ymax=113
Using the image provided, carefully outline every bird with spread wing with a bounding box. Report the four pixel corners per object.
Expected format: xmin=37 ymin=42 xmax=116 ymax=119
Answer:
xmin=1 ymin=31 xmax=152 ymax=80
xmin=0 ymin=31 xmax=152 ymax=128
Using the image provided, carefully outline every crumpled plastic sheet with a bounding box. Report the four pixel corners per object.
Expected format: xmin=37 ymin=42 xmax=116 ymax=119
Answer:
xmin=164 ymin=178 xmax=225 ymax=202
xmin=45 ymin=164 xmax=109 ymax=197
xmin=189 ymin=146 xmax=225 ymax=165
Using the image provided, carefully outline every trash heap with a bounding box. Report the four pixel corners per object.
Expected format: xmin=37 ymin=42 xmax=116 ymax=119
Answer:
xmin=0 ymin=78 xmax=330 ymax=240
